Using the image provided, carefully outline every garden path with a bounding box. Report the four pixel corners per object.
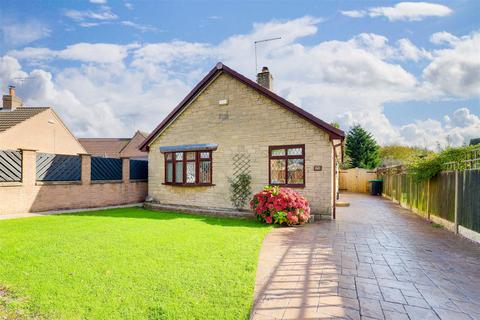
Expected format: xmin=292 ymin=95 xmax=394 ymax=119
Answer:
xmin=251 ymin=192 xmax=480 ymax=320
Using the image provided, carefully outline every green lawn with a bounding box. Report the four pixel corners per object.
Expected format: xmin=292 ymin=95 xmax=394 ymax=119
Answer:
xmin=0 ymin=208 xmax=271 ymax=319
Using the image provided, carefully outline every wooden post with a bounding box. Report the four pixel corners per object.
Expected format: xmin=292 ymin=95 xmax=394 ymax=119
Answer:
xmin=454 ymin=170 xmax=459 ymax=234
xmin=409 ymin=176 xmax=412 ymax=210
xmin=426 ymin=178 xmax=430 ymax=221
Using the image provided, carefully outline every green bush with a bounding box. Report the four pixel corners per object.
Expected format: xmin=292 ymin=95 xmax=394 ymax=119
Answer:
xmin=407 ymin=145 xmax=477 ymax=181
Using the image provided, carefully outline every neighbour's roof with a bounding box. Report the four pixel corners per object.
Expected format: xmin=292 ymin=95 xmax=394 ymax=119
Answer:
xmin=0 ymin=107 xmax=49 ymax=133
xmin=79 ymin=131 xmax=148 ymax=158
xmin=140 ymin=62 xmax=345 ymax=151
xmin=78 ymin=138 xmax=130 ymax=157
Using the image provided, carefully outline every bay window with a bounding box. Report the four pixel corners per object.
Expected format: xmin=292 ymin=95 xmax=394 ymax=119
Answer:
xmin=164 ymin=150 xmax=212 ymax=185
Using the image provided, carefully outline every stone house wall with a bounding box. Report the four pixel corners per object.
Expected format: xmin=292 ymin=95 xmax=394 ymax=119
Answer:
xmin=147 ymin=72 xmax=334 ymax=215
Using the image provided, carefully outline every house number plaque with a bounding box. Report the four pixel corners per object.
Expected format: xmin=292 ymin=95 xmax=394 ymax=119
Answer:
xmin=314 ymin=165 xmax=322 ymax=171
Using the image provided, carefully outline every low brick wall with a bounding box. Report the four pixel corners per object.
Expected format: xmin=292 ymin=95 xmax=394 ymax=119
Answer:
xmin=144 ymin=202 xmax=254 ymax=219
xmin=0 ymin=150 xmax=147 ymax=215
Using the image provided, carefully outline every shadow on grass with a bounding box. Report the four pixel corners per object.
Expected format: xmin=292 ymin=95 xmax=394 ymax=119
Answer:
xmin=59 ymin=207 xmax=271 ymax=229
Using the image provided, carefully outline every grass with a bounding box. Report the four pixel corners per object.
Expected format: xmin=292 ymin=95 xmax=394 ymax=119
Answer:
xmin=431 ymin=222 xmax=444 ymax=228
xmin=0 ymin=208 xmax=272 ymax=319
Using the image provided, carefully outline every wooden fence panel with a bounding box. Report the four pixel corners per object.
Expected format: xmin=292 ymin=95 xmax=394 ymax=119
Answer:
xmin=459 ymin=170 xmax=480 ymax=232
xmin=0 ymin=150 xmax=22 ymax=182
xmin=400 ymin=174 xmax=408 ymax=205
xmin=129 ymin=159 xmax=148 ymax=180
xmin=339 ymin=168 xmax=377 ymax=193
xmin=428 ymin=172 xmax=455 ymax=222
xmin=416 ymin=180 xmax=428 ymax=214
xmin=381 ymin=168 xmax=480 ymax=240
xmin=391 ymin=175 xmax=399 ymax=202
xmin=36 ymin=153 xmax=81 ymax=181
xmin=91 ymin=157 xmax=122 ymax=181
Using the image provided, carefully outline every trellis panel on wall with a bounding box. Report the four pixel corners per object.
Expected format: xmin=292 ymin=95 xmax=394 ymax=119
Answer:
xmin=129 ymin=159 xmax=148 ymax=180
xmin=230 ymin=153 xmax=251 ymax=206
xmin=91 ymin=157 xmax=122 ymax=181
xmin=0 ymin=149 xmax=22 ymax=182
xmin=36 ymin=153 xmax=81 ymax=181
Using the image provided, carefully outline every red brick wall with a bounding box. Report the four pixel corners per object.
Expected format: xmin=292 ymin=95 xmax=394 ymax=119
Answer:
xmin=0 ymin=150 xmax=147 ymax=214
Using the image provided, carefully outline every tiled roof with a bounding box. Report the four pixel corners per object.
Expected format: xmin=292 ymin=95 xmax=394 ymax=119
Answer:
xmin=140 ymin=62 xmax=345 ymax=151
xmin=117 ymin=131 xmax=148 ymax=158
xmin=0 ymin=107 xmax=49 ymax=132
xmin=78 ymin=138 xmax=130 ymax=158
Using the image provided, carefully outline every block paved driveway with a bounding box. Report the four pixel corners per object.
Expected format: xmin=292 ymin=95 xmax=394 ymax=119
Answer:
xmin=251 ymin=192 xmax=480 ymax=320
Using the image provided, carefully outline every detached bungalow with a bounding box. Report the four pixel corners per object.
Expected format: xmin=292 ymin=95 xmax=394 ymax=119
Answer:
xmin=140 ymin=63 xmax=344 ymax=218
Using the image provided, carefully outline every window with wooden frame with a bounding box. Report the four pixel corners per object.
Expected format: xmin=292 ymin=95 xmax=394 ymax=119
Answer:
xmin=164 ymin=150 xmax=213 ymax=185
xmin=269 ymin=145 xmax=305 ymax=187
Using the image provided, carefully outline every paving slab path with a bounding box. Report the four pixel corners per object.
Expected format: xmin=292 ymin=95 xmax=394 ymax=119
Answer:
xmin=251 ymin=192 xmax=480 ymax=320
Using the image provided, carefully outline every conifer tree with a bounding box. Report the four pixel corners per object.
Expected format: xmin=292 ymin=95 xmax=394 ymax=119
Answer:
xmin=345 ymin=125 xmax=380 ymax=169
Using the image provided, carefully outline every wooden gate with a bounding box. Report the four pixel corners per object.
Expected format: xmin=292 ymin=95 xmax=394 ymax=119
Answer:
xmin=339 ymin=168 xmax=377 ymax=193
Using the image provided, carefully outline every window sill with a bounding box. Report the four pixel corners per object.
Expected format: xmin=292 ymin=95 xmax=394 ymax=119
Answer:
xmin=270 ymin=184 xmax=305 ymax=188
xmin=162 ymin=183 xmax=215 ymax=187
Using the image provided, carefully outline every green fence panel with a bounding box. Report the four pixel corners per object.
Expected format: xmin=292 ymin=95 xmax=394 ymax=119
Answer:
xmin=458 ymin=170 xmax=480 ymax=232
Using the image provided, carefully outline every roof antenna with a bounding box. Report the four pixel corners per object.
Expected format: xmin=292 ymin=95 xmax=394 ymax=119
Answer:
xmin=11 ymin=77 xmax=30 ymax=93
xmin=254 ymin=37 xmax=281 ymax=74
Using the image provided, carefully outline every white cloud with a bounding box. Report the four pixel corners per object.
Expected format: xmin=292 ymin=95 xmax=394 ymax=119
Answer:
xmin=0 ymin=56 xmax=28 ymax=87
xmin=79 ymin=22 xmax=105 ymax=28
xmin=340 ymin=10 xmax=366 ymax=18
xmin=9 ymin=43 xmax=138 ymax=64
xmin=121 ymin=21 xmax=157 ymax=32
xmin=423 ymin=32 xmax=480 ymax=97
xmin=430 ymin=31 xmax=459 ymax=45
xmin=64 ymin=6 xmax=117 ymax=25
xmin=1 ymin=16 xmax=478 ymax=148
xmin=343 ymin=33 xmax=431 ymax=62
xmin=60 ymin=43 xmax=137 ymax=63
xmin=124 ymin=2 xmax=133 ymax=10
xmin=90 ymin=0 xmax=107 ymax=4
xmin=399 ymin=108 xmax=480 ymax=148
xmin=0 ymin=20 xmax=51 ymax=47
xmin=396 ymin=38 xmax=432 ymax=61
xmin=342 ymin=2 xmax=453 ymax=21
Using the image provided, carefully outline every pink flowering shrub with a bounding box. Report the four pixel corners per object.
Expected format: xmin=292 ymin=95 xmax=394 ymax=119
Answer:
xmin=250 ymin=186 xmax=311 ymax=226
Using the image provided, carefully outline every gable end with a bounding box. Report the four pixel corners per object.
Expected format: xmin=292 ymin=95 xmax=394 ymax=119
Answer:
xmin=140 ymin=62 xmax=344 ymax=151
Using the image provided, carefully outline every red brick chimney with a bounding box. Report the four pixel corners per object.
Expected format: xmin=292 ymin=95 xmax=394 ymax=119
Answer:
xmin=2 ymin=85 xmax=23 ymax=111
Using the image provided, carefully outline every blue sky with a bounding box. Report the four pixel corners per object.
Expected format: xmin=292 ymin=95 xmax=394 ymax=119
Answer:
xmin=1 ymin=0 xmax=479 ymax=148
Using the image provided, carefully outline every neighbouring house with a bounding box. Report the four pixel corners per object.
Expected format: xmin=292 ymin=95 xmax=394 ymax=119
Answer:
xmin=79 ymin=131 xmax=148 ymax=159
xmin=140 ymin=63 xmax=345 ymax=218
xmin=0 ymin=86 xmax=86 ymax=155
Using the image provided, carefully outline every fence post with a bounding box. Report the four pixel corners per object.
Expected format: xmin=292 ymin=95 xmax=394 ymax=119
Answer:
xmin=426 ymin=178 xmax=430 ymax=221
xmin=454 ymin=170 xmax=459 ymax=234
xmin=122 ymin=157 xmax=130 ymax=184
xmin=80 ymin=154 xmax=91 ymax=185
xmin=409 ymin=175 xmax=412 ymax=209
xmin=20 ymin=149 xmax=37 ymax=186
